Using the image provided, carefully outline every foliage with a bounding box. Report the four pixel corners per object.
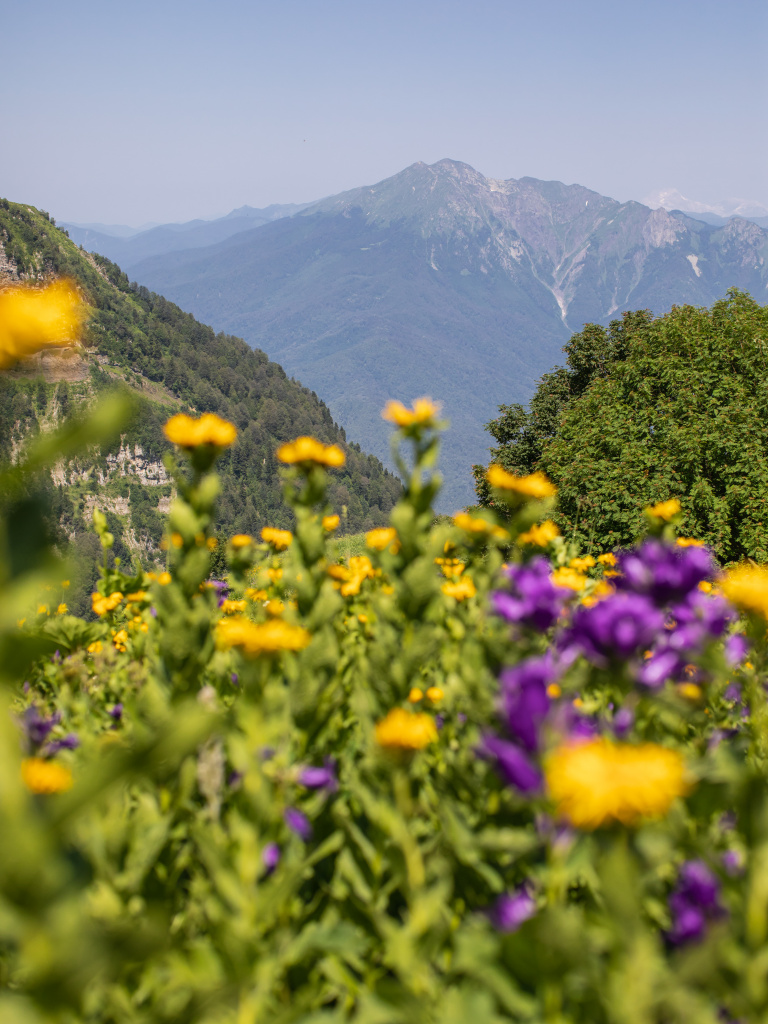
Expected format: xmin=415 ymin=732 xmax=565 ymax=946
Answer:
xmin=474 ymin=292 xmax=768 ymax=563
xmin=2 ymin=384 xmax=768 ymax=1023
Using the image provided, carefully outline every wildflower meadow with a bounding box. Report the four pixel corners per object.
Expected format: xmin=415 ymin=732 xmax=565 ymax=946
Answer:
xmin=4 ymin=281 xmax=768 ymax=1023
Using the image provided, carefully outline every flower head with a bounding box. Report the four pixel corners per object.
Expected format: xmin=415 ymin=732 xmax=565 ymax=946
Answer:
xmin=721 ymin=563 xmax=768 ymax=620
xmin=230 ymin=534 xmax=253 ymax=549
xmin=616 ymin=539 xmax=714 ymax=607
xmin=646 ymin=498 xmax=681 ymax=521
xmin=517 ymin=520 xmax=560 ymax=547
xmin=498 ymin=657 xmax=554 ymax=753
xmin=163 ymin=412 xmax=237 ymax=449
xmin=441 ymin=576 xmax=477 ymax=601
xmin=322 ymin=514 xmax=340 ymax=531
xmin=216 ymin=617 xmax=310 ymax=656
xmin=0 ymin=280 xmax=88 ymax=369
xmin=260 ymin=526 xmax=293 ymax=550
xmin=284 ymin=807 xmax=313 ymax=841
xmin=382 ymin=397 xmax=441 ymax=429
xmin=490 ymin=887 xmax=536 ymax=933
xmin=667 ymin=860 xmax=724 ymax=945
xmin=366 ymin=527 xmax=398 ymax=551
xmin=21 ymin=757 xmax=73 ymax=794
xmin=545 ymin=738 xmax=689 ymax=829
xmin=92 ymin=591 xmax=123 ymax=616
xmin=276 ymin=436 xmax=345 ymax=467
xmin=486 ymin=465 xmax=557 ymax=499
xmin=492 ymin=558 xmax=568 ymax=631
xmin=482 ymin=734 xmax=542 ymax=793
xmin=454 ymin=512 xmax=510 ymax=540
xmin=375 ymin=708 xmax=437 ymax=750
xmin=562 ymin=593 xmax=665 ymax=666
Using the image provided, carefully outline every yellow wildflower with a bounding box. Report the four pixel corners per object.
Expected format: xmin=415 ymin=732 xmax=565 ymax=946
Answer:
xmin=125 ymin=591 xmax=148 ymax=603
xmin=246 ymin=587 xmax=268 ymax=601
xmin=112 ymin=629 xmax=128 ymax=652
xmin=0 ymin=280 xmax=88 ymax=369
xmin=408 ymin=688 xmax=424 ymax=703
xmin=546 ymin=683 xmax=562 ymax=699
xmin=486 ymin=465 xmax=557 ymax=499
xmin=375 ymin=708 xmax=437 ymax=750
xmin=91 ymin=591 xmax=123 ymax=616
xmin=677 ymin=538 xmax=704 ymax=548
xmin=517 ymin=520 xmax=560 ymax=546
xmin=597 ymin=552 xmax=617 ymax=567
xmin=37 ymin=604 xmax=49 ymax=616
xmin=721 ymin=564 xmax=768 ymax=619
xmin=17 ymin=618 xmax=26 ymax=629
xmin=442 ymin=576 xmax=477 ymax=601
xmin=381 ymin=396 xmax=441 ymax=429
xmin=551 ymin=567 xmax=588 ymax=592
xmin=163 ymin=412 xmax=237 ymax=449
xmin=698 ymin=580 xmax=713 ymax=594
xmin=266 ymin=599 xmax=285 ymax=617
xmin=440 ymin=559 xmax=466 ymax=578
xmin=61 ymin=580 xmax=70 ymax=588
xmin=157 ymin=572 xmax=172 ymax=586
xmin=677 ymin=682 xmax=703 ymax=701
xmin=21 ymin=757 xmax=73 ymax=794
xmin=647 ymin=498 xmax=681 ymax=521
xmin=87 ymin=641 xmax=103 ymax=654
xmin=216 ymin=616 xmax=310 ymax=656
xmin=366 ymin=527 xmax=399 ymax=551
xmin=276 ymin=436 xmax=345 ymax=467
xmin=580 ymin=579 xmax=614 ymax=608
xmin=545 ymin=738 xmax=689 ymax=829
xmin=56 ymin=603 xmax=68 ymax=615
xmin=426 ymin=686 xmax=444 ymax=702
xmin=329 ymin=555 xmax=377 ymax=597
xmin=261 ymin=527 xmax=293 ymax=550
xmin=322 ymin=514 xmax=340 ymax=531
xmin=569 ymin=555 xmax=596 ymax=571
xmin=170 ymin=532 xmax=183 ymax=548
xmin=229 ymin=534 xmax=254 ymax=549
xmin=221 ymin=599 xmax=247 ymax=615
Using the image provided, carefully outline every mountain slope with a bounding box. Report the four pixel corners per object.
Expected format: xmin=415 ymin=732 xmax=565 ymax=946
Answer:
xmin=0 ymin=199 xmax=401 ymax=575
xmin=123 ymin=159 xmax=768 ymax=509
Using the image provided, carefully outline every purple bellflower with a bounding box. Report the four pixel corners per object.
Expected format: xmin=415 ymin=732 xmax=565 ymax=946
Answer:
xmin=617 ymin=540 xmax=715 ymax=607
xmin=284 ymin=807 xmax=313 ymax=841
xmin=562 ymin=592 xmax=664 ymax=666
xmin=299 ymin=758 xmax=338 ymax=792
xmin=492 ymin=558 xmax=569 ymax=632
xmin=667 ymin=860 xmax=724 ymax=946
xmin=490 ymin=886 xmax=536 ymax=933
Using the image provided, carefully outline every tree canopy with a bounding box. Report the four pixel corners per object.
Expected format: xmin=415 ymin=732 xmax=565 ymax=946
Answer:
xmin=474 ymin=291 xmax=768 ymax=563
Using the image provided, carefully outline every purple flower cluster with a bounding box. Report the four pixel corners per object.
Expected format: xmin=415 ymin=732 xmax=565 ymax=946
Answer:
xmin=483 ymin=656 xmax=556 ymax=794
xmin=667 ymin=860 xmax=724 ymax=945
xmin=562 ymin=593 xmax=664 ymax=666
xmin=638 ymin=591 xmax=738 ymax=687
xmin=616 ymin=540 xmax=715 ymax=606
xmin=208 ymin=579 xmax=229 ymax=607
xmin=492 ymin=558 xmax=568 ymax=632
xmin=489 ymin=886 xmax=536 ymax=932
xmin=299 ymin=758 xmax=338 ymax=792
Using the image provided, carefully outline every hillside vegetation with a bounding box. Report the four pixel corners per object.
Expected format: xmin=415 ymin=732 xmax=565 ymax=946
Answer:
xmin=474 ymin=290 xmax=768 ymax=563
xmin=0 ymin=198 xmax=401 ymax=599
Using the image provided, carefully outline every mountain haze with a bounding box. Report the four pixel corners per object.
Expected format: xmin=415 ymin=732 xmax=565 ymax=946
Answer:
xmin=83 ymin=160 xmax=768 ymax=509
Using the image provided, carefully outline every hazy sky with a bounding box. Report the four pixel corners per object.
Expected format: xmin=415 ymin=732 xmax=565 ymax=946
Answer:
xmin=4 ymin=0 xmax=766 ymax=225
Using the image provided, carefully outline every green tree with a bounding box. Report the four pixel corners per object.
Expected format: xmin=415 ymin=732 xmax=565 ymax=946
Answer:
xmin=474 ymin=292 xmax=768 ymax=563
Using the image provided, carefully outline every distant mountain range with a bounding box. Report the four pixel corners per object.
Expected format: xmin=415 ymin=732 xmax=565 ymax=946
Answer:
xmin=62 ymin=203 xmax=310 ymax=268
xmin=642 ymin=188 xmax=768 ymax=229
xmin=68 ymin=160 xmax=768 ymax=510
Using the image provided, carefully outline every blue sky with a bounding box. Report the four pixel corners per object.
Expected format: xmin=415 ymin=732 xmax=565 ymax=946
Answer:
xmin=4 ymin=0 xmax=766 ymax=224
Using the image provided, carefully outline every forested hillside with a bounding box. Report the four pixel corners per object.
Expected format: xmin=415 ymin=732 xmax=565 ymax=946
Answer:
xmin=474 ymin=290 xmax=768 ymax=564
xmin=0 ymin=198 xmax=401 ymax=609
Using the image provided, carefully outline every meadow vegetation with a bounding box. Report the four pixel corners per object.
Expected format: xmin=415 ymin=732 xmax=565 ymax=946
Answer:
xmin=3 ymin=283 xmax=768 ymax=1023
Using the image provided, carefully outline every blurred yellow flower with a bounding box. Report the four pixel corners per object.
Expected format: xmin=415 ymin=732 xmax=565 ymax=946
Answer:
xmin=366 ymin=527 xmax=399 ymax=551
xmin=266 ymin=599 xmax=285 ymax=617
xmin=375 ymin=708 xmax=437 ymax=750
xmin=92 ymin=591 xmax=123 ymax=616
xmin=408 ymin=687 xmax=424 ymax=702
xmin=87 ymin=641 xmax=103 ymax=654
xmin=439 ymin=559 xmax=465 ymax=578
xmin=37 ymin=604 xmax=49 ymax=616
xmin=381 ymin=396 xmax=441 ymax=428
xmin=22 ymin=757 xmax=73 ymax=794
xmin=517 ymin=520 xmax=559 ymax=546
xmin=206 ymin=536 xmax=218 ymax=550
xmin=647 ymin=498 xmax=681 ymax=521
xmin=442 ymin=577 xmax=477 ymax=601
xmin=112 ymin=629 xmax=128 ymax=652
xmin=551 ymin=567 xmax=588 ymax=592
xmin=0 ymin=280 xmax=88 ymax=369
xmin=721 ymin=564 xmax=768 ymax=619
xmin=329 ymin=555 xmax=377 ymax=597
xmin=56 ymin=603 xmax=68 ymax=615
xmin=597 ymin=552 xmax=617 ymax=566
xmin=261 ymin=527 xmax=293 ymax=550
xmin=486 ymin=465 xmax=557 ymax=499
xmin=216 ymin=616 xmax=310 ymax=656
xmin=546 ymin=683 xmax=562 ymax=699
xmin=545 ymin=738 xmax=689 ymax=829
xmin=277 ymin=436 xmax=345 ymax=467
xmin=125 ymin=590 xmax=148 ymax=603
xmin=221 ymin=599 xmax=247 ymax=615
xmin=677 ymin=682 xmax=703 ymax=701
xmin=245 ymin=587 xmax=268 ymax=601
xmin=677 ymin=537 xmax=704 ymax=547
xmin=157 ymin=572 xmax=172 ymax=586
xmin=322 ymin=514 xmax=340 ymax=531
xmin=569 ymin=555 xmax=595 ymax=571
xmin=426 ymin=686 xmax=444 ymax=702
xmin=61 ymin=580 xmax=70 ymax=588
xmin=163 ymin=412 xmax=237 ymax=449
